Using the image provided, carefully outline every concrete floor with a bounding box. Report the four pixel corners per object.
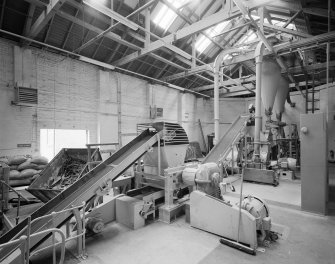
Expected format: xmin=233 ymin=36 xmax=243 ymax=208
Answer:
xmin=224 ymin=175 xmax=301 ymax=208
xmin=30 ymin=170 xmax=335 ymax=264
xmin=38 ymin=203 xmax=335 ymax=264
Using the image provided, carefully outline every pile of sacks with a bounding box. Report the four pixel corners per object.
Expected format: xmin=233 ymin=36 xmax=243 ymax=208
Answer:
xmin=0 ymin=155 xmax=49 ymax=187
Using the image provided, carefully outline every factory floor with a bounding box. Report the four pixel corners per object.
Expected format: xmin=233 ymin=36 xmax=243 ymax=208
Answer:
xmin=30 ymin=170 xmax=335 ymax=264
xmin=224 ymin=173 xmax=301 ymax=209
xmin=31 ymin=201 xmax=335 ymax=264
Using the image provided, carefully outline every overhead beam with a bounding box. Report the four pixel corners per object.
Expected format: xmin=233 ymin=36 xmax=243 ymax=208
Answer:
xmin=113 ymin=0 xmax=277 ymax=66
xmin=287 ymin=60 xmax=335 ymax=74
xmin=219 ymin=79 xmax=330 ymax=97
xmin=193 ymin=63 xmax=334 ymax=95
xmin=61 ymin=9 xmax=79 ymax=49
xmin=234 ymin=0 xmax=298 ymax=86
xmin=74 ymin=0 xmax=157 ymax=53
xmin=0 ymin=28 xmax=210 ymax=98
xmin=263 ymin=23 xmax=312 ymax=38
xmin=55 ymin=9 xmax=141 ymax=50
xmin=283 ymin=10 xmax=302 ymax=28
xmin=23 ymin=4 xmax=36 ymax=36
xmin=162 ymin=31 xmax=335 ymax=82
xmin=43 ymin=15 xmax=55 ymax=43
xmin=221 ymin=75 xmax=256 ymax=86
xmin=162 ymin=64 xmax=213 ymax=81
xmin=29 ymin=0 xmax=64 ymax=38
xmin=82 ymin=0 xmax=138 ymax=31
xmin=0 ymin=0 xmax=7 ymax=29
xmin=160 ymin=0 xmax=230 ymax=51
xmin=149 ymin=53 xmax=186 ymax=71
xmin=302 ymin=8 xmax=335 ymax=19
xmin=194 ymin=83 xmax=254 ymax=93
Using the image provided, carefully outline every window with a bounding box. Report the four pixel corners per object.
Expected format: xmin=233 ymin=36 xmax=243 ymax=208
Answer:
xmin=153 ymin=0 xmax=190 ymax=30
xmin=195 ymin=21 xmax=230 ymax=53
xmin=40 ymin=129 xmax=89 ymax=161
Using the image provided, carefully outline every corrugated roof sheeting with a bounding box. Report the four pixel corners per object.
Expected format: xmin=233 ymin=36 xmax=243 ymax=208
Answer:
xmin=45 ymin=15 xmax=71 ymax=47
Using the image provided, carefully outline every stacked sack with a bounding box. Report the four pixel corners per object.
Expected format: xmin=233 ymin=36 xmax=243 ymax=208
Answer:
xmin=0 ymin=155 xmax=49 ymax=187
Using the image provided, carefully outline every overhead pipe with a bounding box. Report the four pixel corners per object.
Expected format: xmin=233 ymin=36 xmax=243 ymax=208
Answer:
xmin=213 ymin=48 xmax=252 ymax=145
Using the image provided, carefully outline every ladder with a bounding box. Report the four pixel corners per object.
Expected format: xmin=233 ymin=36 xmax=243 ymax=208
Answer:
xmin=305 ymin=71 xmax=320 ymax=113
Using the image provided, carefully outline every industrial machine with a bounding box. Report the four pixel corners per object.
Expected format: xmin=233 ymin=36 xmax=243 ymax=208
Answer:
xmin=178 ymin=158 xmax=278 ymax=254
xmin=190 ymin=191 xmax=276 ymax=254
xmin=0 ymin=128 xmax=163 ymax=263
xmin=0 ymin=121 xmax=198 ymax=264
xmin=116 ymin=122 xmax=193 ymax=225
xmin=0 ymin=110 xmax=289 ymax=263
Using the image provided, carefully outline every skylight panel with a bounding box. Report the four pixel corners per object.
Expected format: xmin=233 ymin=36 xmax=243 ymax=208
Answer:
xmin=237 ymin=30 xmax=257 ymax=46
xmin=195 ymin=36 xmax=212 ymax=54
xmin=195 ymin=21 xmax=230 ymax=54
xmin=272 ymin=19 xmax=296 ymax=30
xmin=153 ymin=0 xmax=190 ymax=30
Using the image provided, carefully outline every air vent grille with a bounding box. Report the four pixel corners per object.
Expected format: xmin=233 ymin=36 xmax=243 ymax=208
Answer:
xmin=13 ymin=86 xmax=38 ymax=105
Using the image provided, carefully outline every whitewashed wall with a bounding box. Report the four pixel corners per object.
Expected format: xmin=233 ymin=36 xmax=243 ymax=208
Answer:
xmin=195 ymin=97 xmax=246 ymax=151
xmin=0 ymin=38 xmax=207 ymax=156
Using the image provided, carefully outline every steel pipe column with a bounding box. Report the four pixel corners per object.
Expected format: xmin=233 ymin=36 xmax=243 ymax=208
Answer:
xmin=254 ymin=42 xmax=265 ymax=161
xmin=214 ymin=60 xmax=220 ymax=145
xmin=213 ymin=49 xmax=250 ymax=145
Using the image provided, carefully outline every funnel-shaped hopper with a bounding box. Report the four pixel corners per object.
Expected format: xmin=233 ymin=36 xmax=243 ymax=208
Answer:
xmin=261 ymin=58 xmax=281 ymax=117
xmin=273 ymin=77 xmax=289 ymax=121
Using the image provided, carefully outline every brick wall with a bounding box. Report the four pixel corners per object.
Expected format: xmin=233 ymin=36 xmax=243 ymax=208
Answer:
xmin=0 ymin=38 xmax=205 ymax=156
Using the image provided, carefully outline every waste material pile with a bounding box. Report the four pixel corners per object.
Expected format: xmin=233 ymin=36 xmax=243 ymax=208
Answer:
xmin=44 ymin=156 xmax=86 ymax=190
xmin=0 ymin=156 xmax=49 ymax=187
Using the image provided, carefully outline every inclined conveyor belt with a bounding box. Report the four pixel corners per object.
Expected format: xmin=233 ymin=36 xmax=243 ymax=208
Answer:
xmin=202 ymin=115 xmax=250 ymax=164
xmin=0 ymin=129 xmax=160 ymax=262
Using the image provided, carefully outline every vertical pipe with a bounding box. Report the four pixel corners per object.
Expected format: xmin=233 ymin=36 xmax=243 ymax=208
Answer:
xmin=145 ymin=2 xmax=150 ymax=48
xmin=116 ymin=73 xmax=122 ymax=147
xmin=312 ymin=71 xmax=315 ymax=113
xmin=231 ymin=145 xmax=234 ymax=176
xmin=157 ymin=134 xmax=161 ymax=175
xmin=326 ymin=0 xmax=330 ymax=123
xmin=254 ymin=56 xmax=263 ymax=161
xmin=214 ymin=64 xmax=220 ymax=145
xmin=213 ymin=49 xmax=248 ymax=145
xmin=192 ymin=35 xmax=196 ymax=68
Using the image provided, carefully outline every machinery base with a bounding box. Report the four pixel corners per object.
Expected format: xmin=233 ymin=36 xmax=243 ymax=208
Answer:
xmin=159 ymin=203 xmax=186 ymax=224
xmin=243 ymin=168 xmax=278 ymax=186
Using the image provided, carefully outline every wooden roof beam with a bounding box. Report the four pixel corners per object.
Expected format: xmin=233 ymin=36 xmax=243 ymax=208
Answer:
xmin=28 ymin=0 xmax=64 ymax=38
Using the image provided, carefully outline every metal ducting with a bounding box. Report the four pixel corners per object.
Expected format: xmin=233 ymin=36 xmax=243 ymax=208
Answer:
xmin=273 ymin=77 xmax=290 ymax=121
xmin=260 ymin=58 xmax=281 ymax=118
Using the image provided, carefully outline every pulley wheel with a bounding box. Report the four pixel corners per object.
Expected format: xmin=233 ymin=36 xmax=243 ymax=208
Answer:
xmin=86 ymin=218 xmax=104 ymax=234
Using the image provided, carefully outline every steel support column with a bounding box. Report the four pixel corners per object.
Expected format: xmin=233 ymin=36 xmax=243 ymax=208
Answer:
xmin=254 ymin=42 xmax=265 ymax=161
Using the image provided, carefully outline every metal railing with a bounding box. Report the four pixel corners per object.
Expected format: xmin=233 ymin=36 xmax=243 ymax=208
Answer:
xmin=0 ymin=202 xmax=86 ymax=264
xmin=0 ymin=227 xmax=66 ymax=264
xmin=0 ymin=180 xmax=29 ymax=225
